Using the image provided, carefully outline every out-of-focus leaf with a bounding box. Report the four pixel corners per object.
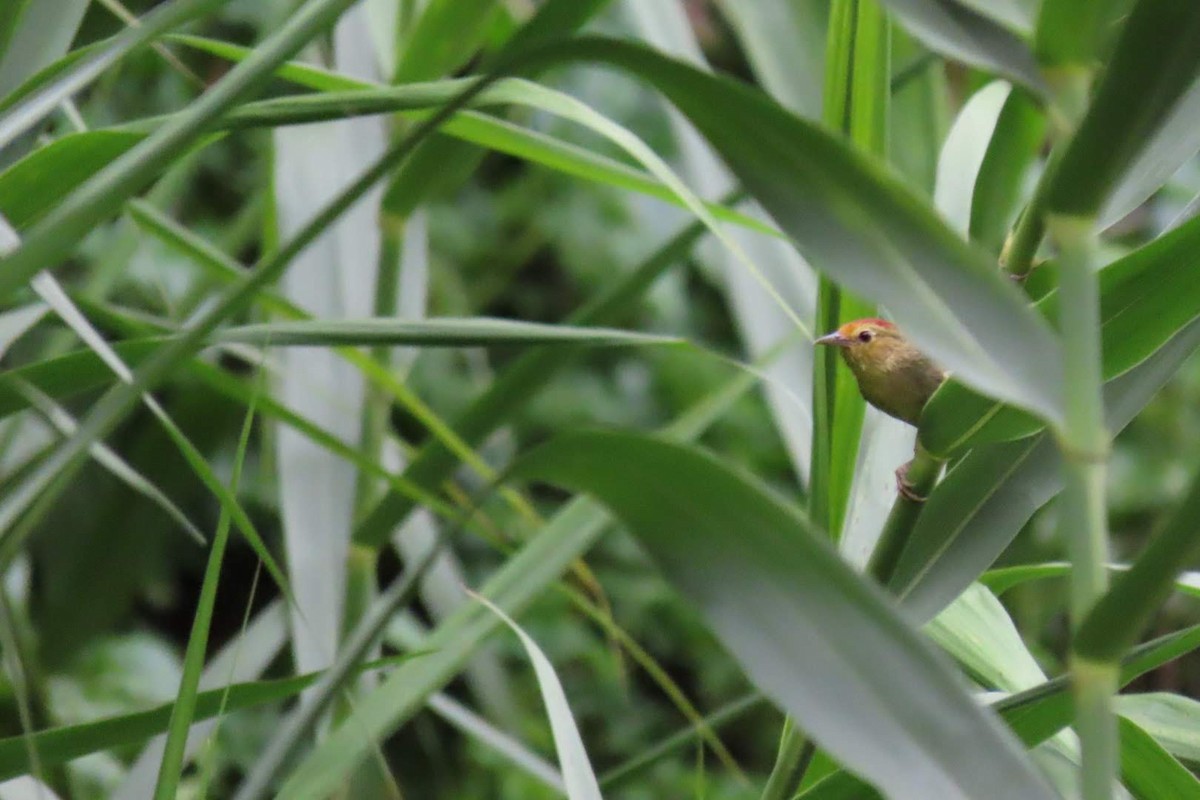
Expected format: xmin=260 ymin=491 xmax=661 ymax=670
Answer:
xmin=0 ymin=0 xmax=361 ymax=299
xmin=969 ymin=88 xmax=1044 ymax=253
xmin=540 ymin=37 xmax=1063 ymax=425
xmin=275 ymin=371 xmax=833 ymax=799
xmin=874 ymin=0 xmax=1044 ymax=93
xmin=982 ymin=563 xmax=1200 ymax=600
xmin=800 ymin=624 xmax=1200 ymax=798
xmin=1101 ymin=76 xmax=1200 ymax=229
xmin=921 ymin=212 xmax=1200 ymax=455
xmin=0 ymin=0 xmax=90 ymax=98
xmin=934 ymin=81 xmax=1012 ymax=236
xmin=1117 ymin=716 xmax=1200 ymax=798
xmin=1118 ymin=694 xmax=1200 ymax=766
xmin=624 ymin=0 xmax=817 ymax=487
xmin=0 ymin=303 xmax=46 ymax=360
xmin=955 ymin=0 xmax=1037 ymax=34
xmin=502 ymin=432 xmax=1054 ymax=800
xmin=714 ymin=0 xmax=827 ymax=117
xmin=394 ymin=0 xmax=499 ymax=82
xmin=0 ymin=655 xmax=413 ymax=782
xmin=470 ymin=593 xmax=600 ymax=800
xmin=0 ymin=0 xmax=224 ymax=155
xmin=894 ymin=316 xmax=1200 ymax=623
xmin=1044 ymin=0 xmax=1200 ymax=218
xmin=0 ymin=132 xmax=148 ymax=229
xmin=216 ymin=318 xmax=677 ymax=348
xmin=270 ymin=9 xmax=389 ymax=679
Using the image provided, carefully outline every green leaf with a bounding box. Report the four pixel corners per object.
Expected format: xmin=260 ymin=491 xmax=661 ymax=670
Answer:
xmin=0 ymin=0 xmax=90 ymax=98
xmin=152 ymin=378 xmax=256 ymax=799
xmin=1044 ymin=0 xmax=1200 ymax=217
xmin=215 ymin=318 xmax=677 ymax=348
xmin=969 ymin=88 xmax=1045 ymax=253
xmin=934 ymin=81 xmax=1012 ymax=237
xmin=1101 ymin=76 xmax=1200 ymax=229
xmin=875 ymin=0 xmax=1045 ymax=93
xmin=0 ymin=0 xmax=361 ymax=300
xmin=1034 ymin=0 xmax=1133 ymax=71
xmin=506 ymin=431 xmax=1054 ymax=800
xmin=537 ymin=37 xmax=1064 ymax=425
xmin=1118 ymin=693 xmax=1200 ymax=766
xmin=0 ymin=0 xmax=225 ymax=154
xmin=1076 ymin=456 xmax=1200 ymax=661
xmin=0 ymin=655 xmax=414 ymax=782
xmin=801 ymin=624 xmax=1200 ymax=799
xmin=893 ymin=316 xmax=1200 ymax=623
xmin=470 ymin=593 xmax=601 ymax=800
xmin=274 ymin=369 xmax=784 ymax=799
xmin=921 ymin=212 xmax=1200 ymax=455
xmin=0 ymin=132 xmax=146 ymax=229
xmin=1117 ymin=716 xmax=1200 ymax=799
xmin=394 ymin=0 xmax=500 ymax=82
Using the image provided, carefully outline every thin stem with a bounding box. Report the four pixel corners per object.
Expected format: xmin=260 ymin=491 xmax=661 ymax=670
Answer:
xmin=760 ymin=718 xmax=808 ymax=800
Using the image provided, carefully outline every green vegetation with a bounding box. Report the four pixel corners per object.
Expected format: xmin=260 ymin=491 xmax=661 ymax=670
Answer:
xmin=1 ymin=1 xmax=1200 ymax=798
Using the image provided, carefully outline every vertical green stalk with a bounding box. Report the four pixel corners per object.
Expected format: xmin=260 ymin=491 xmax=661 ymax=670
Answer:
xmin=768 ymin=3 xmax=889 ymax=797
xmin=812 ymin=0 xmax=888 ymax=540
xmin=1049 ymin=214 xmax=1115 ymax=800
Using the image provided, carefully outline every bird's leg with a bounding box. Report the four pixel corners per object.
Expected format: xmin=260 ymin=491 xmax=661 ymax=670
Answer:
xmin=894 ymin=459 xmax=928 ymax=503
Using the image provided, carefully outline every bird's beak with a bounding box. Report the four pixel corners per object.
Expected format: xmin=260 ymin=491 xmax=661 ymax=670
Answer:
xmin=814 ymin=331 xmax=851 ymax=348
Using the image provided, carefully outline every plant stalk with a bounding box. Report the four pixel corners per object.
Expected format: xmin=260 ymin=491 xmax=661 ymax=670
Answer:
xmin=760 ymin=717 xmax=810 ymax=800
xmin=867 ymin=448 xmax=944 ymax=584
xmin=1050 ymin=213 xmax=1114 ymax=800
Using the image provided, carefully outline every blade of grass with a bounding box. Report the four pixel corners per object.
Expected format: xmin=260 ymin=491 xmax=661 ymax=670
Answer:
xmin=277 ymin=360 xmax=767 ymax=798
xmin=0 ymin=0 xmax=361 ymax=298
xmin=152 ymin=367 xmax=258 ymax=799
xmin=0 ymin=0 xmax=222 ymax=153
xmin=469 ymin=591 xmax=601 ymax=800
xmin=0 ymin=54 xmax=498 ymax=591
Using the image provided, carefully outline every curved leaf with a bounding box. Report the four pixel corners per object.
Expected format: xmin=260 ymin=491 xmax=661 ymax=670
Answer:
xmin=895 ymin=316 xmax=1200 ymax=623
xmin=506 ymin=431 xmax=1054 ymax=800
xmin=921 ymin=212 xmax=1200 ymax=455
xmin=1117 ymin=716 xmax=1200 ymax=798
xmin=530 ymin=37 xmax=1063 ymax=425
xmin=875 ymin=0 xmax=1044 ymax=93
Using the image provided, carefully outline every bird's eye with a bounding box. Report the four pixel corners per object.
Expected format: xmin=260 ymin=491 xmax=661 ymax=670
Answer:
xmin=857 ymin=330 xmax=873 ymax=343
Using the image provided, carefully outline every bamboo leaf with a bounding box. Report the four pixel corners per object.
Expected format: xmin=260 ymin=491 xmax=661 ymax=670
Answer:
xmin=0 ymin=655 xmax=415 ymax=782
xmin=469 ymin=593 xmax=600 ymax=800
xmin=874 ymin=0 xmax=1044 ymax=93
xmin=537 ymin=37 xmax=1064 ymax=425
xmin=0 ymin=0 xmax=224 ymax=155
xmin=503 ymin=432 xmax=1054 ymax=800
xmin=1044 ymin=0 xmax=1200 ymax=218
xmin=1117 ymin=694 xmax=1200 ymax=766
xmin=275 ymin=370 xmax=768 ymax=799
xmin=934 ymin=81 xmax=1013 ymax=237
xmin=215 ymin=318 xmax=677 ymax=348
xmin=921 ymin=212 xmax=1200 ymax=456
xmin=1116 ymin=716 xmax=1200 ymax=799
xmin=0 ymin=0 xmax=361 ymax=299
xmin=893 ymin=316 xmax=1200 ymax=623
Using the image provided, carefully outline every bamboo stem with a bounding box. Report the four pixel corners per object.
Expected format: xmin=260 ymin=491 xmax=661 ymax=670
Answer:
xmin=868 ymin=448 xmax=944 ymax=584
xmin=1049 ymin=213 xmax=1114 ymax=800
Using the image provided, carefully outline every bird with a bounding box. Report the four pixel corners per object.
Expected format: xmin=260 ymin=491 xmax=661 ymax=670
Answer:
xmin=815 ymin=318 xmax=946 ymax=501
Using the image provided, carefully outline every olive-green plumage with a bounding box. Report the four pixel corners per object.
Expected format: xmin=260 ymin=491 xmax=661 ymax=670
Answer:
xmin=815 ymin=318 xmax=945 ymax=426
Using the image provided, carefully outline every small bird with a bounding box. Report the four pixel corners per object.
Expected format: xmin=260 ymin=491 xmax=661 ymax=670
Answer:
xmin=815 ymin=318 xmax=945 ymax=500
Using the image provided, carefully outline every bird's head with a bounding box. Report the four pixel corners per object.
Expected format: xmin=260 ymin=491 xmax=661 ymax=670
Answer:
xmin=814 ymin=318 xmax=910 ymax=375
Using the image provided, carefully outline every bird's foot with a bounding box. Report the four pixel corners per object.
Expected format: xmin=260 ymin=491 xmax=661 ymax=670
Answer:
xmin=895 ymin=460 xmax=927 ymax=503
